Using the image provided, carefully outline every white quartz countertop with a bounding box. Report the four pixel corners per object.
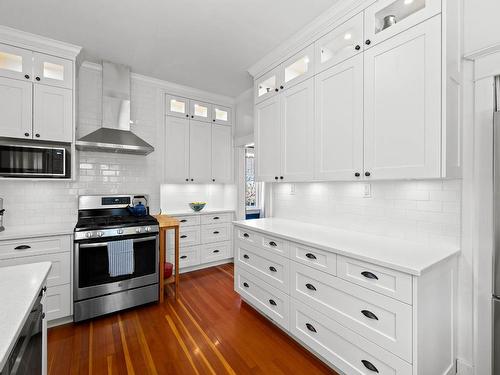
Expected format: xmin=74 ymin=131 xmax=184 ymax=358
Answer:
xmin=233 ymin=218 xmax=460 ymax=276
xmin=0 ymin=262 xmax=51 ymax=370
xmin=165 ymin=208 xmax=235 ymax=217
xmin=0 ymin=223 xmax=75 ymax=241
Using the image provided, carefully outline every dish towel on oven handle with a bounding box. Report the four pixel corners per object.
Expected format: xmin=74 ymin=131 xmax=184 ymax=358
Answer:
xmin=107 ymin=239 xmax=135 ymax=277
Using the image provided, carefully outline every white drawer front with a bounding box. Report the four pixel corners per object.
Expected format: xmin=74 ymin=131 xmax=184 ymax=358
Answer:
xmin=290 ymin=243 xmax=336 ymax=275
xmin=235 ymin=266 xmax=289 ymax=330
xmin=179 ymin=227 xmax=201 ymax=247
xmin=45 ymin=283 xmax=71 ymax=322
xmin=291 ymin=261 xmax=412 ymax=362
xmin=200 ymin=241 xmax=231 ymax=263
xmin=176 ymin=215 xmax=201 ymax=227
xmin=236 ymin=242 xmax=289 ymax=293
xmin=337 ymin=256 xmax=413 ymax=304
xmin=290 ymin=299 xmax=412 ymax=375
xmin=201 ymin=212 xmax=233 ymax=225
xmin=234 ymin=227 xmax=289 ymax=257
xmin=178 ymin=247 xmax=201 ymax=268
xmin=235 ymin=227 xmax=259 ymax=246
xmin=0 ymin=235 xmax=71 ymax=260
xmin=201 ymin=223 xmax=230 ymax=244
xmin=0 ymin=252 xmax=70 ymax=287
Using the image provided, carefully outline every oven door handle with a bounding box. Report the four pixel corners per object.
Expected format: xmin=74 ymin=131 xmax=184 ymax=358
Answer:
xmin=78 ymin=235 xmax=158 ymax=248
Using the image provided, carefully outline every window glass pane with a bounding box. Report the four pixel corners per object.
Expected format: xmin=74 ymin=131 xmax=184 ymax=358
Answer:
xmin=194 ymin=103 xmax=208 ymax=118
xmin=215 ymin=108 xmax=228 ymax=122
xmin=258 ymin=75 xmax=276 ymax=97
xmin=43 ymin=62 xmax=64 ymax=81
xmin=0 ymin=52 xmax=22 ymax=72
xmin=170 ymin=99 xmax=186 ymax=113
xmin=320 ymin=30 xmax=357 ymax=63
xmin=374 ymin=0 xmax=426 ymax=34
xmin=284 ymin=55 xmax=310 ymax=83
xmin=245 ymin=148 xmax=256 ymax=208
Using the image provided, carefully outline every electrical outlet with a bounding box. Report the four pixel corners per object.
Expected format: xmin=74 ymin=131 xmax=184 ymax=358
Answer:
xmin=363 ymin=183 xmax=372 ymax=198
xmin=290 ymin=183 xmax=296 ymax=195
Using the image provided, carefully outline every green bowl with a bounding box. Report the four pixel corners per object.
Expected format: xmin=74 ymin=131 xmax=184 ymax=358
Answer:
xmin=189 ymin=202 xmax=206 ymax=212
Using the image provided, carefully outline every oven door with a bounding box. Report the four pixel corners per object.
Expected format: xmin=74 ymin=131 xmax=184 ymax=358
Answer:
xmin=0 ymin=144 xmax=66 ymax=177
xmin=74 ymin=234 xmax=159 ymax=301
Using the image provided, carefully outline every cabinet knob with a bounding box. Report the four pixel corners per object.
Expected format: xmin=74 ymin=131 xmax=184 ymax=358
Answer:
xmin=24 ymin=132 xmax=30 ymax=137
xmin=354 ymin=172 xmax=360 ymax=177
xmin=213 ymin=119 xmax=215 ymax=122
xmin=191 ymin=115 xmax=194 ymax=118
xmin=355 ymin=45 xmax=361 ymax=50
xmin=185 ymin=178 xmax=189 ymax=181
xmin=212 ymin=178 xmax=215 ymax=182
xmin=365 ymin=171 xmax=371 ymax=177
xmin=24 ymin=74 xmax=30 ymax=79
xmin=190 ymin=178 xmax=194 ymax=181
xmin=280 ymin=176 xmax=283 ymax=180
xmin=365 ymin=39 xmax=371 ymax=45
xmin=35 ymin=76 xmax=41 ymax=81
xmin=280 ymin=85 xmax=284 ymax=90
xmin=185 ymin=114 xmax=189 ymax=117
xmin=35 ymin=134 xmax=40 ymax=138
xmin=274 ymin=88 xmax=279 ymax=92
xmin=274 ymin=176 xmax=278 ymax=180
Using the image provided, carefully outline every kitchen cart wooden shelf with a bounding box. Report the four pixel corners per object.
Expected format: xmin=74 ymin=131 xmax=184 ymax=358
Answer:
xmin=154 ymin=214 xmax=180 ymax=302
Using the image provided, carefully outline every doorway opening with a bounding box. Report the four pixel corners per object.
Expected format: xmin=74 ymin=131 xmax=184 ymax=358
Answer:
xmin=245 ymin=145 xmax=262 ymax=219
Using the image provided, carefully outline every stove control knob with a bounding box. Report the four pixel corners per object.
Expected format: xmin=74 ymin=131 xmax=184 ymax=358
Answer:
xmin=144 ymin=226 xmax=151 ymax=232
xmin=96 ymin=231 xmax=104 ymax=237
xmin=136 ymin=227 xmax=142 ymax=233
xmin=85 ymin=232 xmax=93 ymax=238
xmin=117 ymin=229 xmax=124 ymax=235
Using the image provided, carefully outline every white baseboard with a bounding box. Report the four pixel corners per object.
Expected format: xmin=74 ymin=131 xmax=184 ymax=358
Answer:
xmin=457 ymin=359 xmax=474 ymax=375
xmin=178 ymin=258 xmax=233 ymax=274
xmin=48 ymin=315 xmax=73 ymax=328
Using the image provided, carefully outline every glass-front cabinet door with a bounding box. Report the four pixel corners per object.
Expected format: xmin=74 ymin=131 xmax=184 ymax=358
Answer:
xmin=281 ymin=44 xmax=314 ymax=90
xmin=166 ymin=95 xmax=190 ymax=118
xmin=189 ymin=100 xmax=212 ymax=123
xmin=33 ymin=53 xmax=73 ymax=89
xmin=315 ymin=12 xmax=364 ymax=74
xmin=212 ymin=105 xmax=232 ymax=125
xmin=0 ymin=44 xmax=33 ymax=81
xmin=254 ymin=66 xmax=280 ymax=104
xmin=364 ymin=0 xmax=440 ymax=47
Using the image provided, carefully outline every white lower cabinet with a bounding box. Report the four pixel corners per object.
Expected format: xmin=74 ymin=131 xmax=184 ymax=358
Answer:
xmin=233 ymin=224 xmax=457 ymax=374
xmin=167 ymin=211 xmax=234 ymax=272
xmin=0 ymin=234 xmax=72 ymax=323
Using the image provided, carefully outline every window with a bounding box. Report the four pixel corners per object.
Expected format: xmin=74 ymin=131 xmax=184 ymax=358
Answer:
xmin=245 ymin=147 xmax=259 ymax=209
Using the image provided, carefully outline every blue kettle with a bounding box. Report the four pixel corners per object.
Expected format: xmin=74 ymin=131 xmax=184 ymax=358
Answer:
xmin=128 ymin=201 xmax=147 ymax=216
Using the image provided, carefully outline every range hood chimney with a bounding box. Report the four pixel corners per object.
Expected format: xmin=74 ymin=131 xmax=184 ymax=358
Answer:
xmin=76 ymin=61 xmax=154 ymax=155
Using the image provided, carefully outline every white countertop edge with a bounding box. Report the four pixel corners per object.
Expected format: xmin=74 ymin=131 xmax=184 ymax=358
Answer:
xmin=232 ymin=219 xmax=460 ymax=276
xmin=0 ymin=224 xmax=75 ymax=241
xmin=165 ymin=208 xmax=235 ymax=217
xmin=0 ymin=262 xmax=51 ymax=370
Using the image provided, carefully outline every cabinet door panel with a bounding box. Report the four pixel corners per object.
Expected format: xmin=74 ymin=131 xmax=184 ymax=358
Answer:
xmin=280 ymin=78 xmax=314 ymax=182
xmin=314 ymin=54 xmax=363 ymax=180
xmin=33 ymin=85 xmax=72 ymax=142
xmin=364 ymin=16 xmax=441 ymax=179
xmin=0 ymin=44 xmax=33 ymax=81
xmin=0 ymin=77 xmax=32 ymax=139
xmin=189 ymin=120 xmax=212 ymax=182
xmin=166 ymin=95 xmax=190 ymax=119
xmin=212 ymin=124 xmax=232 ymax=183
xmin=165 ymin=116 xmax=190 ymax=183
xmin=254 ymin=66 xmax=280 ymax=104
xmin=281 ymin=44 xmax=315 ymax=90
xmin=255 ymin=96 xmax=281 ymax=182
xmin=189 ymin=100 xmax=212 ymax=123
xmin=212 ymin=105 xmax=232 ymax=125
xmin=33 ymin=53 xmax=73 ymax=89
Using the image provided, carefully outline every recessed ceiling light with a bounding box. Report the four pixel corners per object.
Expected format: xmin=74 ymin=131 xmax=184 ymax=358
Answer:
xmin=344 ymin=33 xmax=352 ymax=40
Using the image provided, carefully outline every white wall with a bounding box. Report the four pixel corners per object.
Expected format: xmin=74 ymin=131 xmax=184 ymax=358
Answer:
xmin=234 ymin=88 xmax=254 ymax=146
xmin=464 ymin=0 xmax=500 ymax=56
xmin=160 ymin=184 xmax=236 ymax=213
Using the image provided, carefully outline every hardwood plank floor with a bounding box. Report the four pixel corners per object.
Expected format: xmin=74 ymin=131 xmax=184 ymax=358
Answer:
xmin=48 ymin=263 xmax=337 ymax=374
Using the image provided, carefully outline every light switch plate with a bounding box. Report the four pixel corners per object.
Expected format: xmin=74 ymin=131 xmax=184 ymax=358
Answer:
xmin=363 ymin=183 xmax=372 ymax=198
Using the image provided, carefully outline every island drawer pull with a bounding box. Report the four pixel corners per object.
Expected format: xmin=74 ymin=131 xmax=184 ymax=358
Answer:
xmin=269 ymin=266 xmax=277 ymax=272
xmin=180 ymin=219 xmax=187 ymax=223
xmin=269 ymin=241 xmax=277 ymax=247
xmin=180 ymin=235 xmax=187 ymax=239
xmin=268 ymin=299 xmax=277 ymax=306
xmin=243 ymin=254 xmax=250 ymax=259
xmin=213 ymin=231 xmax=220 ymax=234
xmin=243 ymin=233 xmax=250 ymax=238
xmin=14 ymin=245 xmax=31 ymax=250
xmin=213 ymin=216 xmax=220 ymax=220
xmin=243 ymin=282 xmax=249 ymax=288
xmin=361 ymin=310 xmax=379 ymax=320
xmin=213 ymin=249 xmax=220 ymax=253
xmin=361 ymin=360 xmax=379 ymax=373
xmin=361 ymin=271 xmax=378 ymax=280
xmin=305 ymin=323 xmax=317 ymax=333
xmin=305 ymin=253 xmax=317 ymax=260
xmin=305 ymin=283 xmax=316 ymax=291
xmin=180 ymin=255 xmax=187 ymax=259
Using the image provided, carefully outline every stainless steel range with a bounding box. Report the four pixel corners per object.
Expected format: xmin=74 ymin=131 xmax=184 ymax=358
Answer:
xmin=73 ymin=194 xmax=159 ymax=322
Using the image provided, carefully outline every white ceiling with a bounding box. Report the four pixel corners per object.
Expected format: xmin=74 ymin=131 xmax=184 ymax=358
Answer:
xmin=0 ymin=0 xmax=337 ymax=97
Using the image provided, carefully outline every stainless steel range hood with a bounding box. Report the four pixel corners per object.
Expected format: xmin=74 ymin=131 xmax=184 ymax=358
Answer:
xmin=76 ymin=61 xmax=154 ymax=155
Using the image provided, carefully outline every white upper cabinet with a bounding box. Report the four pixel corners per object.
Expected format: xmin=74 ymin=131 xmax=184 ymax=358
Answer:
xmin=33 ymin=84 xmax=72 ymax=142
xmin=280 ymin=78 xmax=314 ymax=181
xmin=0 ymin=44 xmax=33 ymax=81
xmin=212 ymin=105 xmax=232 ymax=126
xmin=165 ymin=116 xmax=190 ymax=183
xmin=189 ymin=120 xmax=212 ymax=182
xmin=211 ymin=124 xmax=233 ymax=183
xmin=364 ymin=0 xmax=441 ymax=47
xmin=315 ymin=13 xmax=364 ymax=74
xmin=189 ymin=100 xmax=212 ymax=123
xmin=364 ymin=16 xmax=441 ymax=179
xmin=255 ymin=96 xmax=281 ymax=182
xmin=254 ymin=66 xmax=281 ymax=104
xmin=0 ymin=77 xmax=32 ymax=139
xmin=33 ymin=53 xmax=72 ymax=89
xmin=314 ymin=54 xmax=364 ymax=181
xmin=166 ymin=95 xmax=190 ymax=119
xmin=281 ymin=44 xmax=315 ymax=90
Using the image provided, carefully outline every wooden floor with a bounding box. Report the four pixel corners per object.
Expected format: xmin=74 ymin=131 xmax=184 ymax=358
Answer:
xmin=48 ymin=263 xmax=337 ymax=375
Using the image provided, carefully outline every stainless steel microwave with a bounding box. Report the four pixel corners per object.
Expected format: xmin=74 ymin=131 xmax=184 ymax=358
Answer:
xmin=0 ymin=144 xmax=68 ymax=178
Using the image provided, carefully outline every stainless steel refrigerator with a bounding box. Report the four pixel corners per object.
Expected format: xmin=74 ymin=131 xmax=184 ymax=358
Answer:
xmin=493 ymin=76 xmax=500 ymax=374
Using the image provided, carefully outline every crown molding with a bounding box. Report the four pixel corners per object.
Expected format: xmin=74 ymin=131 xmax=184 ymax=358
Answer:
xmin=0 ymin=25 xmax=81 ymax=60
xmin=247 ymin=0 xmax=374 ymax=78
xmin=464 ymin=43 xmax=500 ymax=61
xmin=81 ymin=61 xmax=235 ymax=106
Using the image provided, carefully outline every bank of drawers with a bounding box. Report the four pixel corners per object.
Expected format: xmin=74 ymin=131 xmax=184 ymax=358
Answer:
xmin=234 ymin=227 xmax=414 ymax=371
xmin=0 ymin=235 xmax=72 ymax=322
